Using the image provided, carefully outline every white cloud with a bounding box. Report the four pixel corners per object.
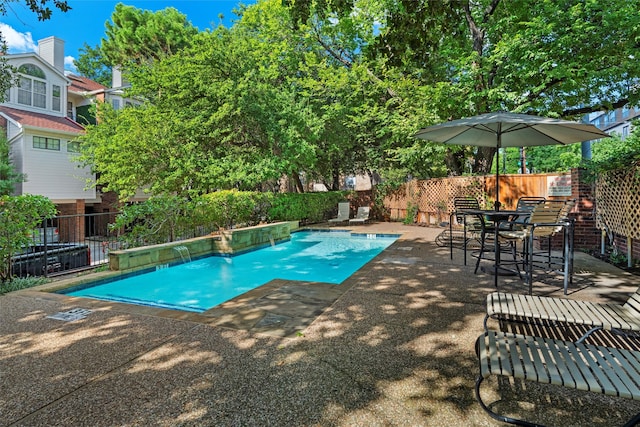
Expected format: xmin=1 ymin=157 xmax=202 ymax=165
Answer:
xmin=64 ymin=55 xmax=77 ymax=73
xmin=0 ymin=23 xmax=36 ymax=53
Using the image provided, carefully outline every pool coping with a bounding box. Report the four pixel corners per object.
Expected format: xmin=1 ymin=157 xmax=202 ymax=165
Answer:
xmin=20 ymin=228 xmax=404 ymax=337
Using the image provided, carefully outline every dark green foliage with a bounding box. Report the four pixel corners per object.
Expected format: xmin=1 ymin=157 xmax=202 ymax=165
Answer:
xmin=0 ymin=136 xmax=24 ymax=195
xmin=581 ymin=124 xmax=640 ymax=183
xmin=590 ymin=125 xmax=640 ymax=174
xmin=201 ymin=190 xmax=273 ymax=229
xmin=110 ymin=195 xmax=205 ymax=246
xmin=102 ymin=4 xmax=199 ymax=66
xmin=267 ymin=191 xmax=350 ymax=224
xmin=111 ymin=191 xmax=353 ymax=249
xmin=75 ymin=105 xmax=96 ymax=126
xmin=76 ymin=0 xmax=640 ymax=194
xmin=285 ymin=0 xmax=640 ymax=176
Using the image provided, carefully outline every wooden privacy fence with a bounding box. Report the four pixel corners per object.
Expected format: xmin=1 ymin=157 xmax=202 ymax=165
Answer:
xmin=384 ymin=168 xmax=640 ymax=262
xmin=384 ymin=173 xmax=569 ymax=224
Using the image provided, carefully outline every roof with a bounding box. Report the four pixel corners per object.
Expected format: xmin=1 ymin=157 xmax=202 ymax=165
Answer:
xmin=67 ymin=74 xmax=108 ymax=93
xmin=0 ymin=106 xmax=84 ymax=134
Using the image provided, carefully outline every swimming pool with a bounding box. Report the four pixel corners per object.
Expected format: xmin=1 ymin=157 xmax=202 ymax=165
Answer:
xmin=61 ymin=230 xmax=398 ymax=313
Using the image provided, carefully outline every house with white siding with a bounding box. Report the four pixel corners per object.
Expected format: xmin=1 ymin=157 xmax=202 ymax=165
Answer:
xmin=0 ymin=36 xmax=99 ymax=216
xmin=0 ymin=36 xmax=146 ymax=218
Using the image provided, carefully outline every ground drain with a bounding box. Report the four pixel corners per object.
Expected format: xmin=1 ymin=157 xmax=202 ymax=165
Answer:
xmin=47 ymin=308 xmax=92 ymax=322
xmin=255 ymin=313 xmax=291 ymax=327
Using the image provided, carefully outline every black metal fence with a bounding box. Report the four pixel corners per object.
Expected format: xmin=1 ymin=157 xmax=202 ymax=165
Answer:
xmin=13 ymin=212 xmax=119 ymax=278
xmin=13 ymin=212 xmax=216 ymax=278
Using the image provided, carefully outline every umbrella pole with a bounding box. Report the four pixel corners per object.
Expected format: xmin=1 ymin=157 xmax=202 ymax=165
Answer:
xmin=495 ymin=127 xmax=501 ymax=211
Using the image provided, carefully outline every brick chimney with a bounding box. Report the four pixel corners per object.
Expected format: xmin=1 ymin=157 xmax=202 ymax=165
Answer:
xmin=37 ymin=36 xmax=65 ymax=73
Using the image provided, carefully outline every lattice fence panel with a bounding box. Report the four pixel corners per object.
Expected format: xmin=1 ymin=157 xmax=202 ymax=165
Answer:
xmin=414 ymin=177 xmax=485 ymax=212
xmin=383 ymin=177 xmax=487 ymax=222
xmin=383 ymin=181 xmax=416 ymax=220
xmin=596 ymin=167 xmax=640 ymax=239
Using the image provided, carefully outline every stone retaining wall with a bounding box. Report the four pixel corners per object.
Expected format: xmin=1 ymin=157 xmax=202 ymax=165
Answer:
xmin=109 ymin=221 xmax=299 ymax=273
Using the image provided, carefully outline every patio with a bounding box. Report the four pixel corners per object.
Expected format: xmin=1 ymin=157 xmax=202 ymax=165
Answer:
xmin=2 ymin=222 xmax=640 ymax=426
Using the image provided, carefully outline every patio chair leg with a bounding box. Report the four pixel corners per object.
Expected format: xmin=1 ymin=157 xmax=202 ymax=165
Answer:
xmin=449 ymin=216 xmax=454 ymax=261
xmin=474 ymin=231 xmax=487 ymax=274
xmin=527 ymin=236 xmax=534 ymax=295
xmin=483 ymin=313 xmax=490 ymax=331
xmin=563 ymin=229 xmax=570 ymax=294
xmin=475 ymin=334 xmax=549 ymax=427
xmin=623 ymin=413 xmax=640 ymax=427
xmin=509 ymin=242 xmax=523 ymax=280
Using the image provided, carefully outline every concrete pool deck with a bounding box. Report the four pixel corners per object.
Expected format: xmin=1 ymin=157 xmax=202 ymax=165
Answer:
xmin=3 ymin=222 xmax=640 ymax=426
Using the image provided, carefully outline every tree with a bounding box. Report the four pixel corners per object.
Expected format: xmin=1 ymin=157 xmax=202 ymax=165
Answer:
xmin=0 ymin=0 xmax=70 ymax=21
xmin=79 ymin=0 xmax=444 ymax=196
xmin=0 ymin=194 xmax=56 ymax=281
xmin=101 ymin=4 xmax=199 ymax=66
xmin=0 ymin=136 xmax=24 ymax=195
xmin=258 ymin=0 xmax=442 ymax=187
xmin=589 ymin=124 xmax=640 ymax=174
xmin=73 ymin=43 xmax=112 ymax=86
xmin=80 ymin=2 xmax=325 ymax=197
xmin=286 ymin=0 xmax=640 ymax=175
xmin=0 ymin=34 xmax=14 ymax=103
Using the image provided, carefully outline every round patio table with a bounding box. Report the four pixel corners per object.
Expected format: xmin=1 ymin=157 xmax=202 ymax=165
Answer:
xmin=461 ymin=209 xmax=527 ymax=288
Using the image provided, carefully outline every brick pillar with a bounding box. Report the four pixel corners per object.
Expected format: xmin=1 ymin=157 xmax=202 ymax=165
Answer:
xmin=570 ymin=168 xmax=600 ymax=252
xmin=74 ymin=199 xmax=85 ymax=240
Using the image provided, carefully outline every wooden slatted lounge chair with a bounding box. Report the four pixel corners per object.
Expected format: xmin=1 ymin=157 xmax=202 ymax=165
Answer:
xmin=475 ymin=331 xmax=640 ymax=427
xmin=349 ymin=206 xmax=370 ymax=225
xmin=328 ymin=202 xmax=350 ymax=225
xmin=485 ymin=289 xmax=640 ymax=342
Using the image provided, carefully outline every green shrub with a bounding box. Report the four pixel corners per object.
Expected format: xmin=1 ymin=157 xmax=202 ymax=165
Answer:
xmin=200 ymin=190 xmax=272 ymax=229
xmin=111 ymin=195 xmax=198 ymax=245
xmin=268 ymin=192 xmax=351 ymax=224
xmin=111 ymin=191 xmax=353 ymax=248
xmin=0 ymin=276 xmax=49 ymax=294
xmin=404 ymin=202 xmax=418 ymax=224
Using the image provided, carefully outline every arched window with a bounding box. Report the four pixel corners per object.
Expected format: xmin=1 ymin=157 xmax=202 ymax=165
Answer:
xmin=18 ymin=64 xmax=46 ymax=79
xmin=17 ymin=63 xmax=47 ymax=108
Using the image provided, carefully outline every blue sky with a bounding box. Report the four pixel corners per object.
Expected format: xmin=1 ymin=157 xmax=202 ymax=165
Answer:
xmin=0 ymin=0 xmax=255 ymax=73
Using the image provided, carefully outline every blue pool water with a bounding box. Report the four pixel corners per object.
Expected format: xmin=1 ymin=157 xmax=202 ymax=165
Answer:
xmin=62 ymin=231 xmax=398 ymax=313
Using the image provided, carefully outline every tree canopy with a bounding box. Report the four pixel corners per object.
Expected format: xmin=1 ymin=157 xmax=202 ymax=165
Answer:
xmin=101 ymin=3 xmax=199 ymax=66
xmin=78 ymin=0 xmax=640 ymax=200
xmin=288 ymin=0 xmax=640 ymax=174
xmin=73 ymin=43 xmax=112 ymax=87
xmin=80 ymin=0 xmax=385 ymax=197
